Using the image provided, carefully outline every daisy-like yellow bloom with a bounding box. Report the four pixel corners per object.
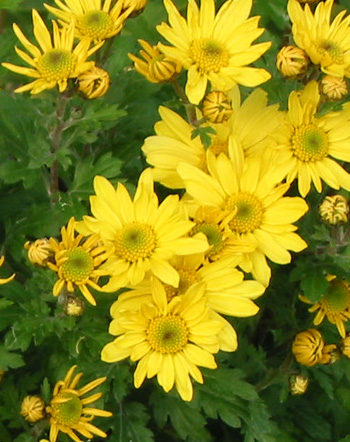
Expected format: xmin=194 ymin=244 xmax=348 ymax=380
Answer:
xmin=129 ymin=39 xmax=182 ymax=84
xmin=77 ymin=169 xmax=208 ymax=291
xmin=102 ymin=277 xmax=223 ymax=401
xmin=178 ymin=153 xmax=308 ymax=287
xmin=0 ymin=256 xmax=15 ymax=285
xmin=319 ymin=194 xmax=349 ymax=224
xmin=77 ymin=65 xmax=110 ymax=99
xmin=321 ymin=75 xmax=348 ymax=100
xmin=289 ymin=374 xmax=309 ymax=395
xmin=20 ymin=395 xmax=46 ymax=422
xmin=44 ymin=0 xmax=132 ymax=42
xmin=24 ymin=238 xmax=53 ymax=266
xmin=47 ymin=217 xmax=110 ymax=306
xmin=156 ymin=0 xmax=271 ymax=104
xmin=272 ymin=80 xmax=350 ymax=197
xmin=300 ymin=275 xmax=350 ymax=338
xmin=288 ymin=0 xmax=350 ymax=78
xmin=276 ymin=45 xmax=309 ymax=77
xmin=46 ymin=365 xmax=112 ymax=442
xmin=142 ymin=86 xmax=280 ymax=189
xmin=2 ymin=10 xmax=102 ymax=94
xmin=292 ymin=329 xmax=335 ymax=366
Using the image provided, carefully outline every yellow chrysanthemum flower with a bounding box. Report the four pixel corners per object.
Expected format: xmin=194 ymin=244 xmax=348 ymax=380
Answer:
xmin=156 ymin=0 xmax=271 ymax=104
xmin=77 ymin=65 xmax=110 ymax=99
xmin=20 ymin=396 xmax=46 ymax=422
xmin=47 ymin=217 xmax=110 ymax=306
xmin=44 ymin=0 xmax=132 ymax=42
xmin=319 ymin=194 xmax=349 ymax=224
xmin=276 ymin=45 xmax=309 ymax=77
xmin=178 ymin=153 xmax=308 ymax=286
xmin=288 ymin=0 xmax=350 ymax=78
xmin=77 ymin=169 xmax=208 ymax=291
xmin=292 ymin=329 xmax=336 ymax=366
xmin=321 ymin=74 xmax=349 ymax=100
xmin=46 ymin=365 xmax=112 ymax=442
xmin=0 ymin=256 xmax=15 ymax=285
xmin=24 ymin=238 xmax=53 ymax=266
xmin=202 ymin=90 xmax=233 ymax=124
xmin=2 ymin=10 xmax=102 ymax=94
xmin=142 ymin=86 xmax=280 ymax=189
xmin=300 ymin=275 xmax=350 ymax=338
xmin=272 ymin=81 xmax=350 ymax=197
xmin=102 ymin=277 xmax=224 ymax=401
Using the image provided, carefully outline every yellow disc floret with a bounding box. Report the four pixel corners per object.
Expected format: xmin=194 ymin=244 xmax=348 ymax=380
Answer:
xmin=78 ymin=10 xmax=114 ymax=40
xmin=291 ymin=124 xmax=328 ymax=162
xmin=61 ymin=247 xmax=94 ymax=283
xmin=190 ymin=39 xmax=229 ymax=74
xmin=147 ymin=315 xmax=189 ymax=353
xmin=225 ymin=193 xmax=264 ymax=233
xmin=115 ymin=223 xmax=157 ymax=262
xmin=37 ymin=49 xmax=76 ymax=83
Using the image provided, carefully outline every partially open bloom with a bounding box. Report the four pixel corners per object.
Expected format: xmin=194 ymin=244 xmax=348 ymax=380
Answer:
xmin=122 ymin=0 xmax=148 ymax=16
xmin=276 ymin=45 xmax=309 ymax=77
xmin=2 ymin=10 xmax=102 ymax=94
xmin=0 ymin=256 xmax=15 ymax=285
xmin=321 ymin=75 xmax=348 ymax=100
xmin=78 ymin=169 xmax=208 ymax=291
xmin=102 ymin=277 xmax=223 ymax=401
xmin=319 ymin=194 xmax=349 ymax=224
xmin=46 ymin=365 xmax=112 ymax=442
xmin=202 ymin=91 xmax=233 ymax=124
xmin=47 ymin=217 xmax=110 ymax=306
xmin=289 ymin=374 xmax=309 ymax=395
xmin=157 ymin=0 xmax=271 ymax=104
xmin=129 ymin=39 xmax=182 ymax=84
xmin=300 ymin=275 xmax=350 ymax=337
xmin=292 ymin=329 xmax=336 ymax=366
xmin=44 ymin=0 xmax=132 ymax=42
xmin=24 ymin=238 xmax=53 ymax=266
xmin=20 ymin=396 xmax=46 ymax=422
xmin=77 ymin=65 xmax=110 ymax=99
xmin=272 ymin=81 xmax=350 ymax=196
xmin=288 ymin=0 xmax=350 ymax=78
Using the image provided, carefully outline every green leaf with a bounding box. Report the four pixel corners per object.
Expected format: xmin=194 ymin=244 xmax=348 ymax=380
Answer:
xmin=119 ymin=402 xmax=154 ymax=442
xmin=300 ymin=271 xmax=329 ymax=303
xmin=0 ymin=346 xmax=25 ymax=370
xmin=191 ymin=126 xmax=216 ymax=149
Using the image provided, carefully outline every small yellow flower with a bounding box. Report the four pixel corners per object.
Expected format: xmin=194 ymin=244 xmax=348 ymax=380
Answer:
xmin=24 ymin=238 xmax=53 ymax=266
xmin=321 ymin=75 xmax=348 ymax=100
xmin=20 ymin=395 xmax=46 ymax=423
xmin=77 ymin=65 xmax=110 ymax=99
xmin=319 ymin=194 xmax=349 ymax=224
xmin=129 ymin=39 xmax=182 ymax=84
xmin=276 ymin=45 xmax=309 ymax=77
xmin=46 ymin=365 xmax=112 ymax=442
xmin=202 ymin=91 xmax=233 ymax=124
xmin=292 ymin=329 xmax=336 ymax=366
xmin=0 ymin=256 xmax=15 ymax=285
xmin=64 ymin=295 xmax=85 ymax=316
xmin=289 ymin=374 xmax=309 ymax=395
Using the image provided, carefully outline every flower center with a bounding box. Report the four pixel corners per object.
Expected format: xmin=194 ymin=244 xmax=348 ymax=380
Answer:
xmin=51 ymin=392 xmax=82 ymax=426
xmin=78 ymin=10 xmax=114 ymax=40
xmin=37 ymin=49 xmax=76 ymax=82
xmin=147 ymin=315 xmax=188 ymax=353
xmin=164 ymin=267 xmax=200 ymax=301
xmin=322 ymin=280 xmax=350 ymax=313
xmin=291 ymin=124 xmax=328 ymax=162
xmin=61 ymin=247 xmax=94 ymax=283
xmin=190 ymin=39 xmax=229 ymax=74
xmin=225 ymin=193 xmax=263 ymax=233
xmin=191 ymin=222 xmax=225 ymax=257
xmin=317 ymin=40 xmax=344 ymax=64
xmin=115 ymin=223 xmax=157 ymax=262
xmin=209 ymin=138 xmax=229 ymax=156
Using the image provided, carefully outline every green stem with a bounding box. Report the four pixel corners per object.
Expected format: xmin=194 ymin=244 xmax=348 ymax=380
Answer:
xmin=172 ymin=79 xmax=198 ymax=125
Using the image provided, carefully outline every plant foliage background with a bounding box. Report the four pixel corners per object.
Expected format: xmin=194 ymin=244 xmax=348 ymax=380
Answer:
xmin=0 ymin=0 xmax=350 ymax=441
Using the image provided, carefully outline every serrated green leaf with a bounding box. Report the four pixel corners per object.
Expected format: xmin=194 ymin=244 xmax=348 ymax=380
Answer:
xmin=119 ymin=402 xmax=154 ymax=442
xmin=0 ymin=346 xmax=25 ymax=370
xmin=300 ymin=270 xmax=329 ymax=303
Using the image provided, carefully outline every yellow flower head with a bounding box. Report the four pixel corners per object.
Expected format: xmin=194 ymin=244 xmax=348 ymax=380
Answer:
xmin=292 ymin=329 xmax=336 ymax=366
xmin=47 ymin=217 xmax=110 ymax=306
xmin=0 ymin=256 xmax=15 ymax=285
xmin=102 ymin=277 xmax=224 ymax=401
xmin=288 ymin=0 xmax=350 ymax=78
xmin=44 ymin=0 xmax=132 ymax=42
xmin=178 ymin=153 xmax=308 ymax=287
xmin=156 ymin=0 xmax=271 ymax=104
xmin=300 ymin=276 xmax=350 ymax=337
xmin=46 ymin=365 xmax=112 ymax=442
xmin=276 ymin=45 xmax=309 ymax=77
xmin=2 ymin=10 xmax=102 ymax=94
xmin=321 ymin=75 xmax=349 ymax=100
xmin=24 ymin=238 xmax=53 ymax=266
xmin=78 ymin=169 xmax=208 ymax=291
xmin=202 ymin=90 xmax=233 ymax=124
xmin=289 ymin=374 xmax=309 ymax=395
xmin=20 ymin=395 xmax=46 ymax=423
xmin=77 ymin=65 xmax=110 ymax=99
xmin=272 ymin=81 xmax=350 ymax=197
xmin=129 ymin=39 xmax=182 ymax=84
xmin=319 ymin=194 xmax=349 ymax=224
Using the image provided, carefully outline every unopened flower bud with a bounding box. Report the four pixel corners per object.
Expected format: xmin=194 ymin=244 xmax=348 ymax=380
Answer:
xmin=289 ymin=374 xmax=309 ymax=395
xmin=20 ymin=395 xmax=45 ymax=422
xmin=122 ymin=0 xmax=148 ymax=16
xmin=276 ymin=46 xmax=309 ymax=77
xmin=319 ymin=195 xmax=349 ymax=225
xmin=64 ymin=295 xmax=85 ymax=316
xmin=341 ymin=335 xmax=350 ymax=358
xmin=78 ymin=66 xmax=110 ymax=99
xmin=24 ymin=239 xmax=52 ymax=266
xmin=292 ymin=329 xmax=336 ymax=366
xmin=321 ymin=75 xmax=348 ymax=100
xmin=202 ymin=91 xmax=233 ymax=124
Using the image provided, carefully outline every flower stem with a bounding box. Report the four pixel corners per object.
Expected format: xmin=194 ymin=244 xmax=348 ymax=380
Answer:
xmin=172 ymin=79 xmax=198 ymax=125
